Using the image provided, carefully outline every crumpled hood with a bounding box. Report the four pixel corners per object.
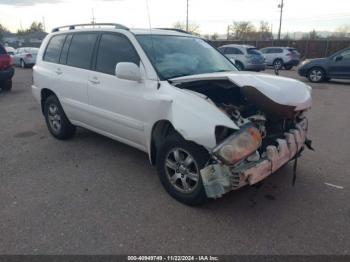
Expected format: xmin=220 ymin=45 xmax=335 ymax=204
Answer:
xmin=170 ymin=71 xmax=312 ymax=111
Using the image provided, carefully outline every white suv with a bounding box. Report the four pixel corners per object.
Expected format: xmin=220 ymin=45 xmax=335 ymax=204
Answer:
xmin=32 ymin=24 xmax=312 ymax=205
xmin=260 ymin=47 xmax=300 ymax=70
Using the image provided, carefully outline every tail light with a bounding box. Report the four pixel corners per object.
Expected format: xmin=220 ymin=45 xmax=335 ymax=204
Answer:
xmin=26 ymin=54 xmax=33 ymax=58
xmin=0 ymin=54 xmax=12 ymax=70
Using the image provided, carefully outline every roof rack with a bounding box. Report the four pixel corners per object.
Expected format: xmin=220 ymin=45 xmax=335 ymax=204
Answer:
xmin=156 ymin=28 xmax=191 ymax=35
xmin=52 ymin=23 xmax=129 ymax=33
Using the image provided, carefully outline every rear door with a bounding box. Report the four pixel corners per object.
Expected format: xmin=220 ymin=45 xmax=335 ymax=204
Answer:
xmin=58 ymin=32 xmax=99 ymax=123
xmin=328 ymin=49 xmax=350 ymax=78
xmin=87 ymin=32 xmax=148 ymax=148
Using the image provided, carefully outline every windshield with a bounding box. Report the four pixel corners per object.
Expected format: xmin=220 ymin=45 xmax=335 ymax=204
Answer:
xmin=136 ymin=35 xmax=237 ymax=80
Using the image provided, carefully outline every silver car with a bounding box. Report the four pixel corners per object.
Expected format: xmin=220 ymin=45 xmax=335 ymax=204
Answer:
xmin=260 ymin=47 xmax=300 ymax=70
xmin=13 ymin=47 xmax=39 ymax=68
xmin=218 ymin=44 xmax=266 ymax=71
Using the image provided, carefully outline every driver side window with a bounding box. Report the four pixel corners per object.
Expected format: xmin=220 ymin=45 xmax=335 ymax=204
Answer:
xmin=340 ymin=49 xmax=350 ymax=60
xmin=95 ymin=33 xmax=140 ymax=75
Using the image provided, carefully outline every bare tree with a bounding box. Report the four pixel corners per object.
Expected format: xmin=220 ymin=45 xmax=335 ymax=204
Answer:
xmin=332 ymin=25 xmax=350 ymax=39
xmin=211 ymin=32 xmax=219 ymax=40
xmin=259 ymin=21 xmax=273 ymax=40
xmin=173 ymin=21 xmax=200 ymax=35
xmin=230 ymin=21 xmax=256 ymax=40
xmin=0 ymin=24 xmax=10 ymax=42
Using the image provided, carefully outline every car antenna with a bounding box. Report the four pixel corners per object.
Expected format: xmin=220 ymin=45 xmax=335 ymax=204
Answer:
xmin=145 ymin=0 xmax=161 ymax=90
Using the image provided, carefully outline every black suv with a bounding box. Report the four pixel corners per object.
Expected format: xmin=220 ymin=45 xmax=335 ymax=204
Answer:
xmin=298 ymin=47 xmax=350 ymax=83
xmin=0 ymin=44 xmax=14 ymax=91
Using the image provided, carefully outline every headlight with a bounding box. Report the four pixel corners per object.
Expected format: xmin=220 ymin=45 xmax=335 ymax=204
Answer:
xmin=213 ymin=125 xmax=262 ymax=165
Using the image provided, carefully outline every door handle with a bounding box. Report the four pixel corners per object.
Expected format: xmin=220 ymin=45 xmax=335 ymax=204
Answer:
xmin=89 ymin=77 xmax=100 ymax=85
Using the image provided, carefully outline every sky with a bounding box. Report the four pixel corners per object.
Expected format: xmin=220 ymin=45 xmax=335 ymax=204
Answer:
xmin=0 ymin=0 xmax=349 ymax=34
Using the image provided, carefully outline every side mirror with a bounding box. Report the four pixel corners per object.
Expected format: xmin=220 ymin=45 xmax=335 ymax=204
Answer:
xmin=335 ymin=55 xmax=343 ymax=62
xmin=115 ymin=62 xmax=142 ymax=82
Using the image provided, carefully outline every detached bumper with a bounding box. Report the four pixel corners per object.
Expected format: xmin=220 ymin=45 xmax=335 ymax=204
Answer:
xmin=201 ymin=119 xmax=308 ymax=199
xmin=285 ymin=59 xmax=300 ymax=66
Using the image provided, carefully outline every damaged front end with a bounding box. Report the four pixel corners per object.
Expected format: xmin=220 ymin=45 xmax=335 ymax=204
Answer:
xmin=171 ymin=73 xmax=312 ymax=199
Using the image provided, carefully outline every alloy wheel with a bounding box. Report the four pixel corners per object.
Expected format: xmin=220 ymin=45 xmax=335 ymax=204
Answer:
xmin=309 ymin=69 xmax=323 ymax=82
xmin=165 ymin=148 xmax=200 ymax=194
xmin=47 ymin=104 xmax=62 ymax=133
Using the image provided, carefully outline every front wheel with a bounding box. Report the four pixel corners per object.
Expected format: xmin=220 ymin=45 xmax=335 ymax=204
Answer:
xmin=156 ymin=137 xmax=210 ymax=206
xmin=307 ymin=67 xmax=325 ymax=83
xmin=44 ymin=95 xmax=76 ymax=140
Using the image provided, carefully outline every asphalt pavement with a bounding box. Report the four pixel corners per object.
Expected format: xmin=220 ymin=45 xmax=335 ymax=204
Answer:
xmin=0 ymin=68 xmax=349 ymax=255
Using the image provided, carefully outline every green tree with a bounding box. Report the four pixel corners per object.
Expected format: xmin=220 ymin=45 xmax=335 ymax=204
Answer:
xmin=17 ymin=21 xmax=45 ymax=35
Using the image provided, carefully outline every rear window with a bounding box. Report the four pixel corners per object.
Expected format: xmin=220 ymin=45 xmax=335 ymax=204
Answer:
xmin=247 ymin=48 xmax=261 ymax=55
xmin=288 ymin=48 xmax=299 ymax=54
xmin=44 ymin=35 xmax=66 ymax=63
xmin=67 ymin=33 xmax=98 ymax=70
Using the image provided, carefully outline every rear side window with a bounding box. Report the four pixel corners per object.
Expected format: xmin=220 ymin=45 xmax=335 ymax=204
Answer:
xmin=67 ymin=33 xmax=98 ymax=70
xmin=270 ymin=48 xmax=283 ymax=54
xmin=247 ymin=48 xmax=261 ymax=55
xmin=44 ymin=35 xmax=66 ymax=63
xmin=95 ymin=33 xmax=140 ymax=75
xmin=225 ymin=47 xmax=243 ymax=55
xmin=59 ymin=34 xmax=73 ymax=64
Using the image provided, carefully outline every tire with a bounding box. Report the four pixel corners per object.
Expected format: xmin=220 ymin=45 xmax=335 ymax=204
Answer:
xmin=20 ymin=59 xmax=26 ymax=69
xmin=307 ymin=67 xmax=325 ymax=83
xmin=43 ymin=95 xmax=76 ymax=140
xmin=0 ymin=80 xmax=12 ymax=91
xmin=273 ymin=59 xmax=283 ymax=70
xmin=235 ymin=61 xmax=244 ymax=71
xmin=156 ymin=137 xmax=210 ymax=206
xmin=284 ymin=65 xmax=293 ymax=70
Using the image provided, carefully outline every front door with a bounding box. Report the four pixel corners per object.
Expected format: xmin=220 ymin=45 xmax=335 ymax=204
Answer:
xmin=87 ymin=33 xmax=150 ymax=150
xmin=329 ymin=49 xmax=350 ymax=78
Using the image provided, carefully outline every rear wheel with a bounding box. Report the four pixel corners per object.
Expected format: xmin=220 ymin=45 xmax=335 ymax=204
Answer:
xmin=273 ymin=59 xmax=283 ymax=70
xmin=20 ymin=59 xmax=26 ymax=69
xmin=307 ymin=67 xmax=325 ymax=83
xmin=156 ymin=137 xmax=209 ymax=206
xmin=44 ymin=95 xmax=76 ymax=140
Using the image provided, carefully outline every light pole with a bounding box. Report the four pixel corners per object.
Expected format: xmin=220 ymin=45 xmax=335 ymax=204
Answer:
xmin=277 ymin=0 xmax=284 ymax=40
xmin=186 ymin=0 xmax=189 ymax=32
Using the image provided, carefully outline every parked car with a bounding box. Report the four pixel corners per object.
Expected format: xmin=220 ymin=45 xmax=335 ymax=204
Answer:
xmin=32 ymin=23 xmax=312 ymax=205
xmin=4 ymin=46 xmax=16 ymax=57
xmin=218 ymin=44 xmax=266 ymax=71
xmin=298 ymin=47 xmax=350 ymax=83
xmin=0 ymin=43 xmax=14 ymax=91
xmin=13 ymin=47 xmax=39 ymax=68
xmin=260 ymin=47 xmax=300 ymax=70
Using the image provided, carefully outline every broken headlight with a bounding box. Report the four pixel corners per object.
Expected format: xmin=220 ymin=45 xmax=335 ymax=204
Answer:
xmin=213 ymin=125 xmax=262 ymax=165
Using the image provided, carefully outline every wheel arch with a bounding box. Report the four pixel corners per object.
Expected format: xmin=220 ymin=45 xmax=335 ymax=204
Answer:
xmin=149 ymin=120 xmax=183 ymax=165
xmin=40 ymin=88 xmax=58 ymax=115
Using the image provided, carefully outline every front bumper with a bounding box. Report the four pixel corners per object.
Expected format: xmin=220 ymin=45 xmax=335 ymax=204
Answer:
xmin=0 ymin=67 xmax=14 ymax=81
xmin=201 ymin=119 xmax=308 ymax=198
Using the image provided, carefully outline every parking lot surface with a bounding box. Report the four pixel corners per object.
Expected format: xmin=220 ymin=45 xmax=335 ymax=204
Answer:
xmin=0 ymin=68 xmax=349 ymax=255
